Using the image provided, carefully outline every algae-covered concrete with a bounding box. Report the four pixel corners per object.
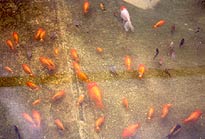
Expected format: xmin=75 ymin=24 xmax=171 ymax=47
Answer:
xmin=0 ymin=0 xmax=205 ymax=139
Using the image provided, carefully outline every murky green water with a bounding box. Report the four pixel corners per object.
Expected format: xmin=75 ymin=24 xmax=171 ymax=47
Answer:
xmin=0 ymin=0 xmax=205 ymax=139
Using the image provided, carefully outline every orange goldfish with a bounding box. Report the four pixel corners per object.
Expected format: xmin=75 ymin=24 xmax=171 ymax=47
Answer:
xmin=161 ymin=104 xmax=172 ymax=118
xmin=87 ymin=82 xmax=104 ymax=109
xmin=70 ymin=48 xmax=79 ymax=62
xmin=35 ymin=28 xmax=43 ymax=40
xmin=26 ymin=81 xmax=40 ymax=90
xmin=22 ymin=113 xmax=35 ymax=127
xmin=138 ymin=64 xmax=145 ymax=78
xmin=54 ymin=48 xmax=59 ymax=56
xmin=22 ymin=64 xmax=34 ymax=76
xmin=153 ymin=20 xmax=165 ymax=28
xmin=32 ymin=110 xmax=41 ymax=128
xmin=122 ymin=97 xmax=128 ymax=109
xmin=54 ymin=119 xmax=65 ymax=130
xmin=147 ymin=107 xmax=155 ymax=120
xmin=76 ymin=94 xmax=85 ymax=106
xmin=72 ymin=61 xmax=81 ymax=72
xmin=122 ymin=123 xmax=140 ymax=138
xmin=124 ymin=55 xmax=132 ymax=71
xmin=76 ymin=70 xmax=89 ymax=82
xmin=99 ymin=2 xmax=105 ymax=11
xmin=39 ymin=30 xmax=46 ymax=41
xmin=83 ymin=0 xmax=90 ymax=14
xmin=6 ymin=39 xmax=15 ymax=51
xmin=4 ymin=66 xmax=14 ymax=74
xmin=96 ymin=47 xmax=103 ymax=54
xmin=95 ymin=116 xmax=105 ymax=132
xmin=32 ymin=99 xmax=41 ymax=106
xmin=183 ymin=109 xmax=202 ymax=124
xmin=51 ymin=90 xmax=65 ymax=101
xmin=39 ymin=56 xmax=55 ymax=71
xmin=13 ymin=31 xmax=19 ymax=45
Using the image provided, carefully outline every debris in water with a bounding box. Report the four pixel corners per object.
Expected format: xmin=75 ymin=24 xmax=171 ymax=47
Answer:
xmin=166 ymin=124 xmax=181 ymax=139
xmin=109 ymin=65 xmax=118 ymax=76
xmin=179 ymin=38 xmax=185 ymax=48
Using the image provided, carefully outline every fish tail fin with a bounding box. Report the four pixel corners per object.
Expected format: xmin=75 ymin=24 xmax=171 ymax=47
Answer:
xmin=124 ymin=21 xmax=129 ymax=31
xmin=124 ymin=21 xmax=134 ymax=32
xmin=128 ymin=21 xmax=134 ymax=32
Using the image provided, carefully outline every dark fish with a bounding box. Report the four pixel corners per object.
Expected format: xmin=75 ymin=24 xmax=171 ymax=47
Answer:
xmin=164 ymin=68 xmax=171 ymax=77
xmin=179 ymin=38 xmax=185 ymax=48
xmin=50 ymin=32 xmax=57 ymax=40
xmin=73 ymin=19 xmax=80 ymax=28
xmin=109 ymin=65 xmax=118 ymax=76
xmin=14 ymin=125 xmax=21 ymax=139
xmin=171 ymin=24 xmax=175 ymax=34
xmin=166 ymin=124 xmax=181 ymax=139
xmin=195 ymin=27 xmax=200 ymax=33
xmin=153 ymin=48 xmax=159 ymax=60
xmin=25 ymin=46 xmax=32 ymax=60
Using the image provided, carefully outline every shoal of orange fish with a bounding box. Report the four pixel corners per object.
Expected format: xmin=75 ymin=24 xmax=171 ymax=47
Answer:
xmin=153 ymin=20 xmax=165 ymax=28
xmin=95 ymin=116 xmax=105 ymax=132
xmin=72 ymin=61 xmax=81 ymax=72
xmin=13 ymin=31 xmax=19 ymax=45
xmin=96 ymin=47 xmax=103 ymax=54
xmin=32 ymin=99 xmax=41 ymax=106
xmin=183 ymin=109 xmax=202 ymax=124
xmin=51 ymin=90 xmax=65 ymax=101
xmin=54 ymin=48 xmax=59 ymax=56
xmin=138 ymin=64 xmax=145 ymax=78
xmin=22 ymin=64 xmax=34 ymax=77
xmin=39 ymin=56 xmax=55 ymax=71
xmin=55 ymin=119 xmax=65 ymax=130
xmin=122 ymin=97 xmax=129 ymax=109
xmin=6 ymin=39 xmax=15 ymax=51
xmin=147 ymin=107 xmax=155 ymax=120
xmin=99 ymin=2 xmax=105 ymax=11
xmin=22 ymin=113 xmax=36 ymax=127
xmin=83 ymin=0 xmax=90 ymax=14
xmin=124 ymin=55 xmax=132 ymax=71
xmin=161 ymin=103 xmax=172 ymax=118
xmin=35 ymin=28 xmax=43 ymax=39
xmin=39 ymin=30 xmax=46 ymax=42
xmin=35 ymin=28 xmax=45 ymax=41
xmin=26 ymin=81 xmax=40 ymax=91
xmin=76 ymin=70 xmax=89 ymax=82
xmin=122 ymin=123 xmax=140 ymax=138
xmin=87 ymin=82 xmax=104 ymax=109
xmin=76 ymin=94 xmax=85 ymax=106
xmin=32 ymin=110 xmax=41 ymax=128
xmin=70 ymin=48 xmax=79 ymax=62
xmin=4 ymin=66 xmax=14 ymax=74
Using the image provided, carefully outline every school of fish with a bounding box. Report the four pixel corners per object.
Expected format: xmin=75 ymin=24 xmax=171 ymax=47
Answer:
xmin=2 ymin=1 xmax=204 ymax=139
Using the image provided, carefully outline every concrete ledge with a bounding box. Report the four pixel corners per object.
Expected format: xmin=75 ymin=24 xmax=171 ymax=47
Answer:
xmin=123 ymin=0 xmax=160 ymax=9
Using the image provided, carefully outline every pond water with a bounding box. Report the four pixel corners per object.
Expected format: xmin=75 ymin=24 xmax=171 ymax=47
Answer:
xmin=0 ymin=0 xmax=205 ymax=139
